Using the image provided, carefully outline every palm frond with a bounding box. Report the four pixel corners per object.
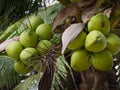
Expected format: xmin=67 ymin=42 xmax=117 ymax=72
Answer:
xmin=0 ymin=0 xmax=44 ymax=32
xmin=13 ymin=72 xmax=43 ymax=90
xmin=51 ymin=55 xmax=68 ymax=90
xmin=52 ymin=55 xmax=79 ymax=90
xmin=37 ymin=3 xmax=62 ymax=24
xmin=0 ymin=56 xmax=20 ymax=89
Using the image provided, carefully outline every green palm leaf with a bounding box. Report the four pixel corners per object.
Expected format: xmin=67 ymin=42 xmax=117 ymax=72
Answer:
xmin=51 ymin=55 xmax=68 ymax=90
xmin=0 ymin=56 xmax=20 ymax=89
xmin=38 ymin=3 xmax=62 ymax=24
xmin=0 ymin=0 xmax=44 ymax=32
xmin=13 ymin=72 xmax=43 ymax=90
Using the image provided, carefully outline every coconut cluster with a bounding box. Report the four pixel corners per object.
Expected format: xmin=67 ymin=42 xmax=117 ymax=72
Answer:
xmin=68 ymin=13 xmax=120 ymax=72
xmin=5 ymin=16 xmax=53 ymax=75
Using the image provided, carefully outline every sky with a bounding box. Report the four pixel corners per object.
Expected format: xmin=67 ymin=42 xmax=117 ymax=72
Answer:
xmin=45 ymin=0 xmax=58 ymax=6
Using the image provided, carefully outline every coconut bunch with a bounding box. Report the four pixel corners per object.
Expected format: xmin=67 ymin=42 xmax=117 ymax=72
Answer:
xmin=68 ymin=13 xmax=120 ymax=72
xmin=5 ymin=16 xmax=53 ymax=75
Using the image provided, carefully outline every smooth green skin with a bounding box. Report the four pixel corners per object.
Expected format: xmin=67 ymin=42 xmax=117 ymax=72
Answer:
xmin=106 ymin=33 xmax=120 ymax=55
xmin=20 ymin=47 xmax=39 ymax=65
xmin=20 ymin=30 xmax=38 ymax=47
xmin=91 ymin=50 xmax=113 ymax=71
xmin=37 ymin=40 xmax=52 ymax=54
xmin=71 ymin=49 xmax=90 ymax=72
xmin=85 ymin=30 xmax=107 ymax=52
xmin=88 ymin=13 xmax=110 ymax=35
xmin=35 ymin=24 xmax=53 ymax=40
xmin=68 ymin=31 xmax=87 ymax=50
xmin=14 ymin=61 xmax=33 ymax=75
xmin=27 ymin=16 xmax=44 ymax=31
xmin=6 ymin=41 xmax=23 ymax=60
xmin=70 ymin=0 xmax=81 ymax=2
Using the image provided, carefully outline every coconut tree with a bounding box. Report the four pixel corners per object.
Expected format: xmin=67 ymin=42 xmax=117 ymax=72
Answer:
xmin=0 ymin=0 xmax=120 ymax=90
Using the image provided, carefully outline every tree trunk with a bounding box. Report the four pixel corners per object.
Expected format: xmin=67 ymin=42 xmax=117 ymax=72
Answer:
xmin=66 ymin=65 xmax=119 ymax=90
xmin=79 ymin=68 xmax=118 ymax=90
